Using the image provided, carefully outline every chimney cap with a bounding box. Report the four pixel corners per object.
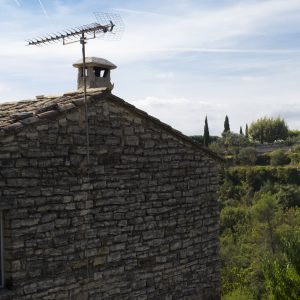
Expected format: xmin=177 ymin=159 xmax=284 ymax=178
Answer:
xmin=73 ymin=57 xmax=117 ymax=70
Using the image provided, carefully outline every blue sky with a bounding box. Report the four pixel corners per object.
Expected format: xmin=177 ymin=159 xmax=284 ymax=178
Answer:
xmin=1 ymin=0 xmax=300 ymax=135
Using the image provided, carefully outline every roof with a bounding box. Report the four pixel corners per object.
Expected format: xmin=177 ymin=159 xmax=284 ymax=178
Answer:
xmin=73 ymin=57 xmax=117 ymax=69
xmin=0 ymin=88 xmax=223 ymax=162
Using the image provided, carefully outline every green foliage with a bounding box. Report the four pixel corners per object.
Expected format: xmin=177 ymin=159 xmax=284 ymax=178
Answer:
xmin=281 ymin=229 xmax=300 ymax=275
xmin=252 ymin=193 xmax=277 ymax=223
xmin=222 ymin=132 xmax=250 ymax=148
xmin=224 ymin=115 xmax=230 ymax=133
xmin=288 ymin=129 xmax=300 ymax=139
xmin=237 ymin=147 xmax=257 ymax=165
xmin=209 ymin=141 xmax=223 ymax=155
xmin=240 ymin=126 xmax=243 ymax=135
xmin=222 ymin=288 xmax=253 ymax=300
xmin=269 ymin=149 xmax=290 ymax=166
xmin=256 ymin=154 xmax=270 ymax=166
xmin=288 ymin=145 xmax=300 ymax=165
xmin=245 ymin=124 xmax=249 ymax=139
xmin=249 ymin=117 xmax=289 ymax=143
xmin=252 ymin=193 xmax=279 ymax=254
xmin=275 ymin=185 xmax=300 ymax=208
xmin=220 ymin=118 xmax=300 ymax=298
xmin=220 ymin=206 xmax=249 ymax=235
xmin=220 ymin=166 xmax=300 ymax=299
xmin=224 ymin=166 xmax=300 ymax=188
xmin=263 ymin=229 xmax=300 ymax=299
xmin=204 ymin=116 xmax=210 ymax=147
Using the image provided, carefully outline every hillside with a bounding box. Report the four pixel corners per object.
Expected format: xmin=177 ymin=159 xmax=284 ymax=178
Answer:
xmin=219 ymin=164 xmax=300 ymax=299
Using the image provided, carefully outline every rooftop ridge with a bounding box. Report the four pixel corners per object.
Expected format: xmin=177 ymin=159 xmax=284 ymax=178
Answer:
xmin=0 ymin=88 xmax=223 ymax=162
xmin=0 ymin=88 xmax=108 ymax=136
xmin=104 ymin=94 xmax=223 ymax=162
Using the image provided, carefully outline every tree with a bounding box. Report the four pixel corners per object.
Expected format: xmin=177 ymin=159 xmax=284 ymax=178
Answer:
xmin=263 ymin=229 xmax=300 ymax=299
xmin=249 ymin=117 xmax=288 ymax=143
xmin=240 ymin=126 xmax=243 ymax=135
xmin=220 ymin=163 xmax=300 ymax=299
xmin=252 ymin=193 xmax=278 ymax=254
xmin=224 ymin=115 xmax=230 ymax=133
xmin=221 ymin=206 xmax=249 ymax=236
xmin=222 ymin=132 xmax=249 ymax=148
xmin=203 ymin=116 xmax=210 ymax=147
xmin=245 ymin=124 xmax=249 ymax=139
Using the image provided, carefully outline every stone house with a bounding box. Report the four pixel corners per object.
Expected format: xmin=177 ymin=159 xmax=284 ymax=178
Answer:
xmin=0 ymin=58 xmax=222 ymax=300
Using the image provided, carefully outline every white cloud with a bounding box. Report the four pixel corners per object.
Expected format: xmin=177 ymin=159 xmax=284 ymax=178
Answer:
xmin=1 ymin=0 xmax=300 ymax=135
xmin=0 ymin=83 xmax=11 ymax=93
xmin=132 ymin=96 xmax=224 ymax=135
xmin=155 ymin=72 xmax=174 ymax=79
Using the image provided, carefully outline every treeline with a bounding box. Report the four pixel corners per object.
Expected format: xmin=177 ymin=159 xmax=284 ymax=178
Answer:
xmin=197 ymin=115 xmax=300 ymax=147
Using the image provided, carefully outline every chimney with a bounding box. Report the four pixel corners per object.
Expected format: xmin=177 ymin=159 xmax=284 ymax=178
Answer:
xmin=73 ymin=57 xmax=117 ymax=90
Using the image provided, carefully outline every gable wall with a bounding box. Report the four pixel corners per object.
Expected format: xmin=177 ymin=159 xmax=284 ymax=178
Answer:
xmin=0 ymin=96 xmax=220 ymax=300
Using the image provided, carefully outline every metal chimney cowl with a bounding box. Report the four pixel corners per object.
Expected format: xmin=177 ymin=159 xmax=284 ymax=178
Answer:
xmin=73 ymin=57 xmax=117 ymax=90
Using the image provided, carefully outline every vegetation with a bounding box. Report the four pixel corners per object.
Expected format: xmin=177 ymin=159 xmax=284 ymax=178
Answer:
xmin=245 ymin=124 xmax=249 ymax=139
xmin=204 ymin=116 xmax=210 ymax=147
xmin=224 ymin=115 xmax=230 ymax=133
xmin=249 ymin=117 xmax=288 ymax=143
xmin=269 ymin=149 xmax=290 ymax=166
xmin=220 ymin=166 xmax=300 ymax=299
xmin=212 ymin=115 xmax=300 ymax=299
xmin=192 ymin=116 xmax=300 ymax=298
xmin=288 ymin=129 xmax=300 ymax=139
xmin=237 ymin=147 xmax=257 ymax=165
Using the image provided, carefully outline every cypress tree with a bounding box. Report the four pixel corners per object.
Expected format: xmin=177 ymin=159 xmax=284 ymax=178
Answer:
xmin=224 ymin=115 xmax=230 ymax=133
xmin=245 ymin=124 xmax=249 ymax=139
xmin=204 ymin=116 xmax=210 ymax=147
xmin=240 ymin=126 xmax=243 ymax=135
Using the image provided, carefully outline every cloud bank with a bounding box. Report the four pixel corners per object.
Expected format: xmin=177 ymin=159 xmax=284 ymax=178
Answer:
xmin=0 ymin=0 xmax=300 ymax=135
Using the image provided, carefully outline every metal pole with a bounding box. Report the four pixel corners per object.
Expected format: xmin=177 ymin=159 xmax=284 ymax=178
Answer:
xmin=80 ymin=32 xmax=90 ymax=166
xmin=80 ymin=32 xmax=90 ymax=298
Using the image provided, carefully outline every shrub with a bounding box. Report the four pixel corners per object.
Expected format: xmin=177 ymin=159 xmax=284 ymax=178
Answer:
xmin=288 ymin=129 xmax=300 ymax=139
xmin=225 ymin=166 xmax=300 ymax=189
xmin=269 ymin=149 xmax=290 ymax=166
xmin=222 ymin=288 xmax=253 ymax=300
xmin=222 ymin=132 xmax=250 ymax=147
xmin=256 ymin=154 xmax=270 ymax=166
xmin=238 ymin=147 xmax=257 ymax=165
xmin=209 ymin=141 xmax=223 ymax=155
xmin=221 ymin=206 xmax=249 ymax=234
xmin=288 ymin=145 xmax=300 ymax=165
xmin=275 ymin=185 xmax=300 ymax=208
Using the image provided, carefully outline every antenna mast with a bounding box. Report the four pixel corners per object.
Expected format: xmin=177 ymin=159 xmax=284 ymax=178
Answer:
xmin=27 ymin=12 xmax=124 ymax=164
xmin=27 ymin=12 xmax=124 ymax=124
xmin=27 ymin=12 xmax=124 ymax=298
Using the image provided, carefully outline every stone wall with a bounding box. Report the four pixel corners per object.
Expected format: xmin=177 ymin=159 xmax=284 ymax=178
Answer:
xmin=0 ymin=94 xmax=220 ymax=299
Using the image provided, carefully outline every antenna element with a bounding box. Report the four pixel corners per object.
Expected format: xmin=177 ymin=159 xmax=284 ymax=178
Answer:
xmin=27 ymin=13 xmax=124 ymax=46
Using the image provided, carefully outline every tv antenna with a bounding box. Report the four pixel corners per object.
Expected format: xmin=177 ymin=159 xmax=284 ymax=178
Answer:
xmin=26 ymin=13 xmax=124 ymax=298
xmin=26 ymin=12 xmax=124 ymax=163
